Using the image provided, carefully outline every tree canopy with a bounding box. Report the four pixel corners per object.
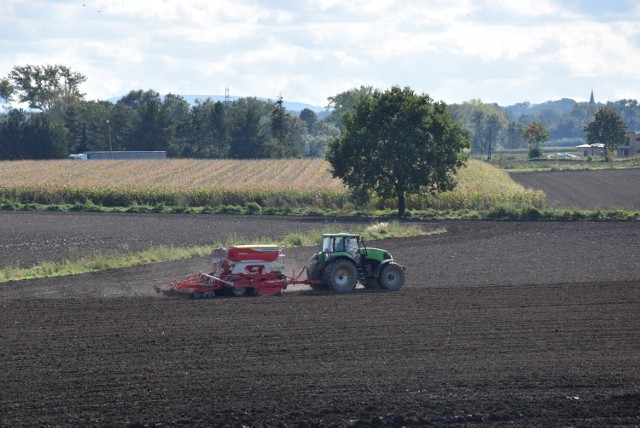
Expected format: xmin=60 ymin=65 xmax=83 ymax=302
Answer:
xmin=326 ymin=86 xmax=469 ymax=216
xmin=5 ymin=64 xmax=87 ymax=113
xmin=585 ymin=107 xmax=627 ymax=162
xmin=522 ymin=121 xmax=549 ymax=158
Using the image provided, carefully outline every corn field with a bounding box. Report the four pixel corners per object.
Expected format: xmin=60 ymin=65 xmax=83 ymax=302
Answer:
xmin=0 ymin=159 xmax=545 ymax=210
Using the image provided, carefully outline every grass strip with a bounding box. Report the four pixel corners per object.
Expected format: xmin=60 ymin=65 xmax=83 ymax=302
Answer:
xmin=0 ymin=222 xmax=442 ymax=283
xmin=1 ymin=198 xmax=637 ymax=221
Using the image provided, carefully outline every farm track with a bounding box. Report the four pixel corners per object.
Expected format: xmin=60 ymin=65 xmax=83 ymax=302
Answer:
xmin=1 ymin=168 xmax=640 ymax=426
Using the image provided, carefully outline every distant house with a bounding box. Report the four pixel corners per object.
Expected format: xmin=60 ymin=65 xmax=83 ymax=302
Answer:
xmin=576 ymin=143 xmax=604 ymax=157
xmin=617 ymin=131 xmax=640 ymax=157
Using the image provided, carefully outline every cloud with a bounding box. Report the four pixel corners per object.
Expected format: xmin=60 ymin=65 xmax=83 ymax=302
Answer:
xmin=0 ymin=0 xmax=639 ymax=106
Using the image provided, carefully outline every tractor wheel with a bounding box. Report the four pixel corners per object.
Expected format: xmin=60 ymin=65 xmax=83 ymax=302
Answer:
xmin=323 ymin=260 xmax=358 ymax=293
xmin=378 ymin=262 xmax=405 ymax=291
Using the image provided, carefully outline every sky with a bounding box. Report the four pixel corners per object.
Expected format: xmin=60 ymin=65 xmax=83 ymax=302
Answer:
xmin=1 ymin=0 xmax=639 ymax=109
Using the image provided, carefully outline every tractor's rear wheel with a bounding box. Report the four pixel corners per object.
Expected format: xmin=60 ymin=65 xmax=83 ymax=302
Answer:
xmin=323 ymin=260 xmax=358 ymax=292
xmin=378 ymin=262 xmax=405 ymax=291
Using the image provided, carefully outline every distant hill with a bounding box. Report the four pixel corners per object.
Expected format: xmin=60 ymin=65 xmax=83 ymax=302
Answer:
xmin=107 ymin=94 xmax=326 ymax=114
xmin=500 ymin=98 xmax=578 ymax=117
xmin=500 ymin=98 xmax=604 ymax=118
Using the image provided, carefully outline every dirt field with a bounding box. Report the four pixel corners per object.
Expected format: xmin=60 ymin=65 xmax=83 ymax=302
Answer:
xmin=510 ymin=168 xmax=640 ymax=210
xmin=1 ymin=208 xmax=639 ymax=426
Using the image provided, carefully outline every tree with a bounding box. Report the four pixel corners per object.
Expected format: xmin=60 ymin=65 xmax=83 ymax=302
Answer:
xmin=0 ymin=77 xmax=15 ymax=105
xmin=505 ymin=121 xmax=525 ymax=149
xmin=6 ymin=64 xmax=87 ymax=112
xmin=522 ymin=121 xmax=549 ymax=159
xmin=0 ymin=110 xmax=68 ymax=160
xmin=585 ymin=107 xmax=627 ymax=162
xmin=162 ymin=94 xmax=191 ymax=156
xmin=449 ymin=99 xmax=507 ymax=157
xmin=268 ymin=95 xmax=291 ymax=157
xmin=551 ymin=116 xmax=582 ymax=140
xmin=326 ymin=86 xmax=469 ymax=216
xmin=227 ymin=98 xmax=268 ymax=159
xmin=607 ymin=99 xmax=640 ymax=132
xmin=299 ymin=108 xmax=317 ymax=132
xmin=116 ymin=90 xmax=176 ymax=153
xmin=326 ymin=85 xmax=374 ymax=127
xmin=570 ymin=102 xmax=597 ymax=131
xmin=210 ymin=100 xmax=229 ymax=158
xmin=63 ymin=100 xmax=112 ymax=153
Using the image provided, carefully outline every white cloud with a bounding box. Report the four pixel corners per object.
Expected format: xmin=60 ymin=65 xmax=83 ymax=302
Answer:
xmin=1 ymin=0 xmax=639 ymax=106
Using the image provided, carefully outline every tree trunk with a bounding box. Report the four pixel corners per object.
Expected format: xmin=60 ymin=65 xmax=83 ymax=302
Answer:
xmin=397 ymin=192 xmax=406 ymax=217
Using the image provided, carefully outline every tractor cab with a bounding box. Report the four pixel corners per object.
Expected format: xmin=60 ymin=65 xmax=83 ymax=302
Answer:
xmin=322 ymin=233 xmax=360 ymax=258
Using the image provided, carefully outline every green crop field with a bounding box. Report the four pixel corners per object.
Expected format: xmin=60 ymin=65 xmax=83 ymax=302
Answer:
xmin=0 ymin=158 xmax=545 ymax=211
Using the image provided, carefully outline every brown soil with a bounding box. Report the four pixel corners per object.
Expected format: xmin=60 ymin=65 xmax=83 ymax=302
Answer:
xmin=510 ymin=168 xmax=640 ymax=210
xmin=1 ymin=213 xmax=639 ymax=427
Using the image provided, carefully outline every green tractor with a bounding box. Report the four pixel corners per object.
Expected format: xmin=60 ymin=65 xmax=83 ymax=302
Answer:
xmin=307 ymin=233 xmax=406 ymax=292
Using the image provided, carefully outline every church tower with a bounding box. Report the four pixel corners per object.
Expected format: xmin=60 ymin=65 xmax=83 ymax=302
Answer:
xmin=589 ymin=89 xmax=595 ymax=104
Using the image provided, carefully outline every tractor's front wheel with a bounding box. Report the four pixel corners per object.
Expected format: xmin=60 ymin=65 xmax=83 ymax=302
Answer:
xmin=378 ymin=262 xmax=405 ymax=291
xmin=323 ymin=260 xmax=358 ymax=292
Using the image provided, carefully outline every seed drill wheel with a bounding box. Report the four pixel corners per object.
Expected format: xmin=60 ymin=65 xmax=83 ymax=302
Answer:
xmin=378 ymin=262 xmax=405 ymax=291
xmin=323 ymin=259 xmax=358 ymax=292
xmin=231 ymin=285 xmax=249 ymax=297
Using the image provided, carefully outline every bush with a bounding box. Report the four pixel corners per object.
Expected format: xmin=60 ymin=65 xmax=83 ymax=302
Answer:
xmin=245 ymin=201 xmax=262 ymax=215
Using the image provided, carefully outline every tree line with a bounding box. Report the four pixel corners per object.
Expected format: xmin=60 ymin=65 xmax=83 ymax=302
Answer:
xmin=0 ymin=65 xmax=336 ymax=160
xmin=448 ymin=97 xmax=639 ymax=158
xmin=1 ymin=64 xmax=639 ymax=161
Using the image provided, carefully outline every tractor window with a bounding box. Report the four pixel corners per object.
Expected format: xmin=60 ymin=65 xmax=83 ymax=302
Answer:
xmin=345 ymin=238 xmax=358 ymax=257
xmin=322 ymin=237 xmax=334 ymax=252
xmin=346 ymin=237 xmax=358 ymax=252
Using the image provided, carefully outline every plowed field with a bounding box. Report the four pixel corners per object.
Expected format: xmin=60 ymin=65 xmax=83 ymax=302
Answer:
xmin=510 ymin=168 xmax=640 ymax=210
xmin=1 ymin=210 xmax=639 ymax=427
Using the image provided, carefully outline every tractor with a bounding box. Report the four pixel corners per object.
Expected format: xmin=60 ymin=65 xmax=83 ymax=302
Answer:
xmin=154 ymin=233 xmax=405 ymax=298
xmin=307 ymin=233 xmax=405 ymax=292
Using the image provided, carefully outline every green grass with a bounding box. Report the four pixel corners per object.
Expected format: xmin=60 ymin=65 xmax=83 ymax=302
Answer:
xmin=0 ymin=221 xmax=442 ymax=283
xmin=484 ymin=154 xmax=640 ymax=172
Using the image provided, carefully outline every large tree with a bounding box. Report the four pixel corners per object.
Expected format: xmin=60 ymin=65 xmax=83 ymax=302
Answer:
xmin=326 ymin=86 xmax=469 ymax=216
xmin=585 ymin=106 xmax=627 ymax=162
xmin=6 ymin=64 xmax=87 ymax=113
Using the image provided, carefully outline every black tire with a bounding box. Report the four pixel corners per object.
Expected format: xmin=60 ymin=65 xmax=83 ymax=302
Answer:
xmin=378 ymin=263 xmax=405 ymax=291
xmin=323 ymin=259 xmax=358 ymax=292
xmin=308 ymin=260 xmax=323 ymax=281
